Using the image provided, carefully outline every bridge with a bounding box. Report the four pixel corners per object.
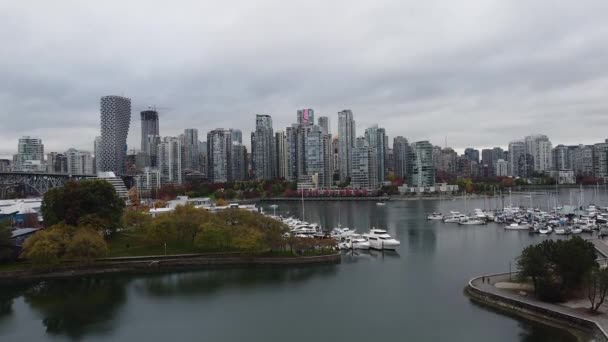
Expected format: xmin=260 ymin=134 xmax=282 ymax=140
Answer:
xmin=0 ymin=172 xmax=97 ymax=198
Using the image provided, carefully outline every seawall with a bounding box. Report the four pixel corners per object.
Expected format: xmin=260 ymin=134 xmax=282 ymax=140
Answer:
xmin=466 ymin=273 xmax=608 ymax=341
xmin=0 ymin=252 xmax=341 ymax=284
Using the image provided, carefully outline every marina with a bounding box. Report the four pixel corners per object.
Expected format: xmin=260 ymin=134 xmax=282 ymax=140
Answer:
xmin=1 ymin=190 xmax=604 ymax=341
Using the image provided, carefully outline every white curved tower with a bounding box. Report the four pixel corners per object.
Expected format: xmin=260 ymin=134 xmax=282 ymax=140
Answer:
xmin=99 ymin=95 xmax=131 ymax=175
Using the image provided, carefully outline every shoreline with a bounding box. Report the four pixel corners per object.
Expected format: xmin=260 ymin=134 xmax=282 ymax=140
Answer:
xmin=0 ymin=252 xmax=341 ymax=284
xmin=465 ymin=273 xmax=608 ymax=341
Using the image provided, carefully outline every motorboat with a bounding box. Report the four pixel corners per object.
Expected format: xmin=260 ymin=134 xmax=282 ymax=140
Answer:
xmin=341 ymin=234 xmax=371 ymax=250
xmin=443 ymin=212 xmax=468 ymax=223
xmin=330 ymin=227 xmax=356 ymax=240
xmin=554 ymin=227 xmax=567 ymax=235
xmin=363 ymin=228 xmax=400 ymax=250
xmin=571 ymin=227 xmax=583 ymax=234
xmin=539 ymin=226 xmax=553 ymax=234
xmin=376 ymin=202 xmax=386 ymax=206
xmin=427 ymin=212 xmax=444 ymax=220
xmin=459 ymin=218 xmax=486 ymax=225
xmin=505 ymin=222 xmax=530 ymax=230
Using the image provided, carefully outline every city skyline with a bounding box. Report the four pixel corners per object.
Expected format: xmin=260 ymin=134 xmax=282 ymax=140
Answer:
xmin=2 ymin=1 xmax=608 ymax=157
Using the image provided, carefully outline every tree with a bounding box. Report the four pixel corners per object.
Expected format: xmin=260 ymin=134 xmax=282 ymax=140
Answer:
xmin=0 ymin=222 xmax=12 ymax=260
xmin=517 ymin=237 xmax=598 ymax=302
xmin=41 ymin=180 xmax=125 ymax=235
xmin=66 ymin=229 xmax=108 ymax=262
xmin=123 ymin=210 xmax=152 ymax=231
xmin=20 ymin=230 xmax=62 ymax=266
xmin=585 ymin=268 xmax=608 ymax=313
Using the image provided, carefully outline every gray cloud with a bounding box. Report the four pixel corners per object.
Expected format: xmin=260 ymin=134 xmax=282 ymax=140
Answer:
xmin=1 ymin=0 xmax=608 ymax=158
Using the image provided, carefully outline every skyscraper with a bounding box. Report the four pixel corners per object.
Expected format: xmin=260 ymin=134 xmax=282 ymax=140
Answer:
xmin=553 ymin=145 xmax=572 ymax=171
xmin=593 ymin=140 xmax=608 ymax=182
xmin=508 ymin=140 xmax=526 ymax=177
xmin=393 ymin=136 xmax=409 ymax=180
xmin=181 ymin=128 xmax=200 ymax=171
xmin=407 ymin=141 xmax=434 ymax=187
xmin=65 ymin=148 xmax=94 ymax=175
xmin=285 ymin=126 xmax=298 ymax=182
xmin=573 ymin=145 xmax=593 ymax=177
xmin=297 ymin=109 xmax=315 ymax=126
xmin=140 ymin=110 xmax=159 ymax=151
xmin=14 ymin=136 xmax=45 ymax=172
xmin=157 ymin=136 xmax=185 ymax=184
xmin=464 ymin=148 xmax=480 ymax=163
xmin=207 ymin=129 xmax=232 ymax=183
xmin=275 ymin=131 xmax=288 ymax=179
xmin=253 ymin=114 xmax=275 ymax=180
xmin=231 ymin=129 xmax=243 ymax=144
xmin=351 ymin=137 xmax=378 ymax=190
xmin=338 ymin=110 xmax=355 ymax=182
xmin=364 ymin=125 xmax=387 ymax=185
xmin=318 ymin=116 xmax=330 ymax=135
xmin=231 ymin=142 xmax=248 ymax=182
xmin=525 ymin=134 xmax=553 ymax=173
xmin=99 ymin=95 xmax=131 ymax=175
xmin=94 ymin=136 xmax=102 ymax=174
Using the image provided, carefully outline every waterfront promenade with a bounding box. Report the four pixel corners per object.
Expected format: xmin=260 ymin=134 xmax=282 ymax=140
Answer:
xmin=469 ymin=273 xmax=608 ymax=340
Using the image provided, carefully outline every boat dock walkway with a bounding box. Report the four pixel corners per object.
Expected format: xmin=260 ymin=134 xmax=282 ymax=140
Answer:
xmin=469 ymin=273 xmax=608 ymax=340
xmin=590 ymin=238 xmax=608 ymax=258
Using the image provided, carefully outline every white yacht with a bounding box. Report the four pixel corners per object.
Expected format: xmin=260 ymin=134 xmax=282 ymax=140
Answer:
xmin=363 ymin=228 xmax=400 ymax=250
xmin=459 ymin=218 xmax=486 ymax=225
xmin=376 ymin=202 xmax=386 ymax=206
xmin=427 ymin=213 xmax=444 ymax=220
xmin=443 ymin=212 xmax=467 ymax=223
xmin=341 ymin=234 xmax=371 ymax=250
xmin=539 ymin=226 xmax=553 ymax=234
xmin=330 ymin=227 xmax=356 ymax=239
xmin=504 ymin=222 xmax=530 ymax=230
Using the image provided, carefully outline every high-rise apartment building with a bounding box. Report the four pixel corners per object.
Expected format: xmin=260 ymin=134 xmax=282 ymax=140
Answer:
xmin=525 ymin=134 xmax=553 ymax=173
xmin=157 ymin=136 xmax=185 ymax=185
xmin=14 ymin=136 xmax=45 ymax=172
xmin=464 ymin=148 xmax=480 ymax=163
xmin=253 ymin=114 xmax=275 ymax=180
xmin=98 ymin=95 xmax=131 ymax=175
xmin=285 ymin=126 xmax=298 ymax=182
xmin=231 ymin=142 xmax=248 ymax=182
xmin=508 ymin=141 xmax=526 ymax=177
xmin=318 ymin=116 xmax=330 ymax=135
xmin=573 ymin=145 xmax=593 ymax=177
xmin=275 ymin=131 xmax=288 ymax=180
xmin=65 ymin=148 xmax=94 ymax=175
xmin=338 ymin=110 xmax=355 ymax=182
xmin=364 ymin=125 xmax=387 ymax=186
xmin=297 ymin=109 xmax=315 ymax=126
xmin=437 ymin=148 xmax=457 ymax=176
xmin=393 ymin=136 xmax=410 ymax=180
xmin=593 ymin=140 xmax=608 ymax=182
xmin=46 ymin=152 xmax=67 ymax=173
xmin=181 ymin=128 xmax=200 ymax=172
xmin=495 ymin=159 xmax=508 ymax=177
xmin=230 ymin=129 xmax=243 ymax=144
xmin=407 ymin=141 xmax=434 ymax=187
xmin=351 ymin=137 xmax=378 ymax=190
xmin=207 ymin=129 xmax=232 ymax=183
xmin=140 ymin=110 xmax=159 ymax=152
xmin=553 ymin=145 xmax=572 ymax=171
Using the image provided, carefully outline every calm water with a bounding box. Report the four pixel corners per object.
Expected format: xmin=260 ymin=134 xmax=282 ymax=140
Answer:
xmin=0 ymin=189 xmax=604 ymax=342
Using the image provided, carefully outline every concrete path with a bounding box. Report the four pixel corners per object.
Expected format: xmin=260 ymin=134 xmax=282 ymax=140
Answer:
xmin=471 ymin=273 xmax=608 ymax=338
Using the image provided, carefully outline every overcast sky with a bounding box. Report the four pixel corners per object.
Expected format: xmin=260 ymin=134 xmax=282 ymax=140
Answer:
xmin=1 ymin=0 xmax=608 ymax=158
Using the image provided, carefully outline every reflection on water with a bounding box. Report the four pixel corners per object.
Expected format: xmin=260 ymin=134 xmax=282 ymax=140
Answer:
xmin=22 ymin=278 xmax=129 ymax=340
xmin=136 ymin=265 xmax=338 ymax=298
xmin=2 ymin=192 xmax=604 ymax=342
